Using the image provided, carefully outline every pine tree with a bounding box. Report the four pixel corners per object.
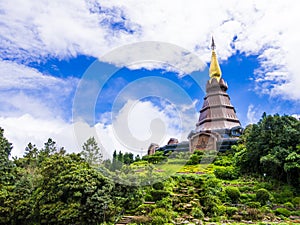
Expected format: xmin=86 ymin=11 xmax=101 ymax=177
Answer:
xmin=81 ymin=137 xmax=102 ymax=166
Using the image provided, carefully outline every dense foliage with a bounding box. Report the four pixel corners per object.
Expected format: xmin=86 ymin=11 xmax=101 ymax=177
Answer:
xmin=235 ymin=114 xmax=300 ymax=187
xmin=0 ymin=136 xmax=141 ymax=225
xmin=0 ymin=113 xmax=300 ymax=224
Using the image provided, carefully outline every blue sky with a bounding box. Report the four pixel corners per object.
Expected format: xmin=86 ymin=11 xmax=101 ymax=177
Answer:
xmin=1 ymin=0 xmax=300 ymax=157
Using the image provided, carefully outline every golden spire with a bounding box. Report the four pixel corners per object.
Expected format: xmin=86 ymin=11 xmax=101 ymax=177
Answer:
xmin=209 ymin=36 xmax=222 ymax=82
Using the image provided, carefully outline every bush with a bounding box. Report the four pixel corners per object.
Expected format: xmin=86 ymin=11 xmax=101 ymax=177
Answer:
xmin=291 ymin=210 xmax=300 ymax=216
xmin=186 ymin=154 xmax=202 ymax=165
xmin=150 ymin=190 xmax=170 ymax=201
xmin=135 ymin=204 xmax=156 ymax=215
xmin=142 ymin=154 xmax=167 ymax=164
xmin=274 ymin=185 xmax=294 ymax=204
xmin=214 ymin=166 xmax=238 ymax=180
xmin=275 ymin=207 xmax=291 ymax=217
xmin=292 ymin=197 xmax=300 ymax=208
xmin=156 ymin=197 xmax=172 ymax=210
xmin=225 ymin=186 xmax=241 ymax=203
xmin=213 ymin=156 xmax=232 ymax=166
xmin=193 ymin=150 xmax=204 ymax=156
xmin=153 ymin=182 xmax=164 ymax=190
xmin=260 ymin=205 xmax=272 ymax=213
xmin=283 ymin=201 xmax=294 ymax=210
xmin=191 ymin=207 xmax=204 ymax=219
xmin=226 ymin=207 xmax=238 ymax=216
xmin=216 ymin=205 xmax=226 ymax=216
xmin=246 ymin=201 xmax=261 ymax=208
xmin=256 ymin=188 xmax=272 ymax=205
xmin=240 ymin=193 xmax=256 ymax=203
xmin=201 ymin=194 xmax=222 ymax=216
xmin=150 ymin=208 xmax=172 ymax=225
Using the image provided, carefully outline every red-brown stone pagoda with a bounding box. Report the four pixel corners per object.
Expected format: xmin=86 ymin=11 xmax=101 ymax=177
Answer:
xmin=148 ymin=38 xmax=243 ymax=155
xmin=188 ymin=37 xmax=243 ymax=152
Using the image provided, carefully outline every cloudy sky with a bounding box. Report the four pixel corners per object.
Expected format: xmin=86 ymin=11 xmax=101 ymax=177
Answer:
xmin=1 ymin=0 xmax=300 ymax=157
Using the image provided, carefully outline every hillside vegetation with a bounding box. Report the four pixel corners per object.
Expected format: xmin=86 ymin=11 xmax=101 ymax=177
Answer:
xmin=0 ymin=114 xmax=300 ymax=225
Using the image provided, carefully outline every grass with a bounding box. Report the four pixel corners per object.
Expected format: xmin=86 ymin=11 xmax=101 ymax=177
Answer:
xmin=152 ymin=159 xmax=215 ymax=176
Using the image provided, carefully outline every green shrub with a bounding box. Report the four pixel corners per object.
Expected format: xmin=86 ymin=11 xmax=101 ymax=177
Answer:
xmin=150 ymin=208 xmax=172 ymax=225
xmin=135 ymin=204 xmax=156 ymax=215
xmin=142 ymin=153 xmax=167 ymax=164
xmin=213 ymin=156 xmax=232 ymax=166
xmin=225 ymin=186 xmax=241 ymax=203
xmin=246 ymin=201 xmax=261 ymax=208
xmin=274 ymin=185 xmax=294 ymax=204
xmin=150 ymin=190 xmax=170 ymax=201
xmin=239 ymin=185 xmax=255 ymax=193
xmin=144 ymin=194 xmax=152 ymax=201
xmin=275 ymin=207 xmax=291 ymax=217
xmin=151 ymin=216 xmax=166 ymax=225
xmin=256 ymin=188 xmax=272 ymax=205
xmin=226 ymin=206 xmax=238 ymax=216
xmin=153 ymin=182 xmax=164 ymax=190
xmin=291 ymin=210 xmax=300 ymax=216
xmin=186 ymin=154 xmax=202 ymax=165
xmin=201 ymin=194 xmax=222 ymax=216
xmin=193 ymin=150 xmax=204 ymax=156
xmin=156 ymin=197 xmax=172 ymax=210
xmin=216 ymin=205 xmax=226 ymax=216
xmin=292 ymin=197 xmax=300 ymax=208
xmin=260 ymin=205 xmax=272 ymax=213
xmin=214 ymin=166 xmax=238 ymax=180
xmin=240 ymin=193 xmax=256 ymax=203
xmin=283 ymin=201 xmax=294 ymax=210
xmin=191 ymin=207 xmax=204 ymax=219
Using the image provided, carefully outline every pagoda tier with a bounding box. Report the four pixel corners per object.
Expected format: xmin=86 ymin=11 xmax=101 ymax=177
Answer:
xmin=196 ymin=77 xmax=241 ymax=132
xmin=195 ymin=37 xmax=241 ymax=132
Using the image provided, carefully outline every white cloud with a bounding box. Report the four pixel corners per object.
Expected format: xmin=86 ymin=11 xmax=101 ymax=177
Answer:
xmin=101 ymin=41 xmax=206 ymax=75
xmin=0 ymin=114 xmax=76 ymax=157
xmin=2 ymin=0 xmax=300 ymax=154
xmin=0 ymin=60 xmax=78 ymax=119
xmin=1 ymin=99 xmax=197 ymax=158
xmin=292 ymin=114 xmax=300 ymax=120
xmin=2 ymin=0 xmax=300 ymax=100
xmin=0 ymin=59 xmax=77 ymax=91
xmin=246 ymin=104 xmax=262 ymax=125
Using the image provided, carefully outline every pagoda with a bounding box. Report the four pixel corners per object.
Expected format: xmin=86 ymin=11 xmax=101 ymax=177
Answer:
xmin=188 ymin=37 xmax=243 ymax=152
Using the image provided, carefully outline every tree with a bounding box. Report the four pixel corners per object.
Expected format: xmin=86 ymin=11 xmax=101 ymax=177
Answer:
xmin=117 ymin=150 xmax=123 ymax=162
xmin=284 ymin=145 xmax=300 ymax=187
xmin=235 ymin=114 xmax=300 ymax=185
xmin=123 ymin=152 xmax=134 ymax=164
xmin=109 ymin=150 xmax=123 ymax=171
xmin=135 ymin=154 xmax=141 ymax=161
xmin=34 ymin=153 xmax=114 ymax=225
xmin=19 ymin=142 xmax=40 ymax=167
xmin=81 ymin=137 xmax=102 ymax=166
xmin=0 ymin=127 xmax=13 ymax=184
xmin=36 ymin=138 xmax=61 ymax=164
